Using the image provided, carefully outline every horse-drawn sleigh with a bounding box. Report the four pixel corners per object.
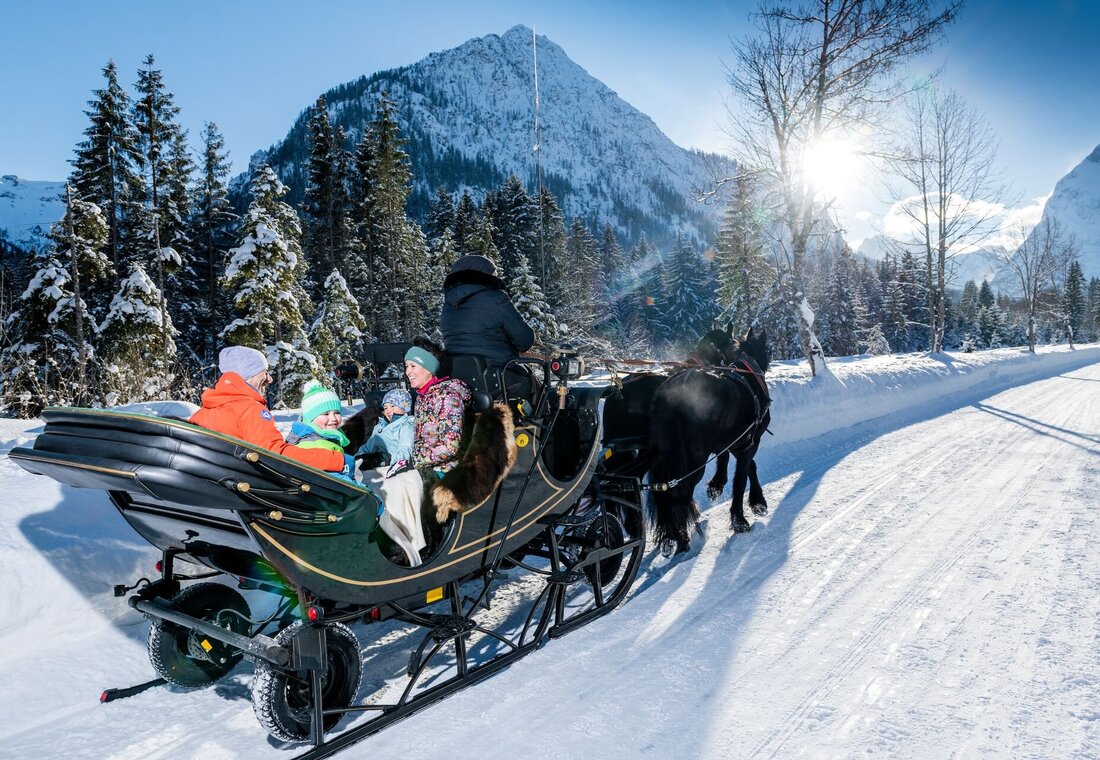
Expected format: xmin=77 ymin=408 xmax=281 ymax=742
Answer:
xmin=8 ymin=328 xmax=770 ymax=756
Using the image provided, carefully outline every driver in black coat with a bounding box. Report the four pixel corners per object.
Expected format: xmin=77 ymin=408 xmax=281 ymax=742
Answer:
xmin=440 ymin=254 xmax=536 ymax=396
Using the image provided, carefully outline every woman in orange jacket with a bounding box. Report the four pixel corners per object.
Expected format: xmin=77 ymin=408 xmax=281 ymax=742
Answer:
xmin=190 ymin=346 xmax=355 ymax=478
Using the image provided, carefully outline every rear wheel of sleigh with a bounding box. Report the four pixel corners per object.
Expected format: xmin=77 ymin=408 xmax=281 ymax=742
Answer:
xmin=147 ymin=582 xmax=251 ymax=687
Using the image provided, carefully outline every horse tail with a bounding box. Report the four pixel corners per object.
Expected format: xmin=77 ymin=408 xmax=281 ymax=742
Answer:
xmin=647 ymin=375 xmax=701 ymax=552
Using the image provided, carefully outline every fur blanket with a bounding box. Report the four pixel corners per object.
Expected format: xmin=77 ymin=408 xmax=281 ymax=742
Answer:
xmin=431 ymin=402 xmax=517 ymax=523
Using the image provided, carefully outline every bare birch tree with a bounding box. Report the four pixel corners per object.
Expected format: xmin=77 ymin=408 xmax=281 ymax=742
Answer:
xmin=881 ymin=88 xmax=1008 ymax=352
xmin=724 ymin=0 xmax=961 ymax=375
xmin=991 ymin=216 xmax=1076 ymax=352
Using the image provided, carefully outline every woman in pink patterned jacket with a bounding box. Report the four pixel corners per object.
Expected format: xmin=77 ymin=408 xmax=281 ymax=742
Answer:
xmin=403 ymin=339 xmax=471 ymax=477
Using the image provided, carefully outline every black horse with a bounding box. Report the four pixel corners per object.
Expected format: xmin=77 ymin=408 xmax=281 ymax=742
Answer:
xmin=647 ymin=324 xmax=772 ymax=554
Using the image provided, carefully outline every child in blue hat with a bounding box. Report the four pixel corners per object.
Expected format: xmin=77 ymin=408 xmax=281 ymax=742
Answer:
xmin=356 ymin=387 xmax=414 ymax=468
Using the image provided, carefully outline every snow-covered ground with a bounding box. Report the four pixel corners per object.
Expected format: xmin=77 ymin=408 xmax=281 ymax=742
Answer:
xmin=1 ymin=344 xmax=1097 ymax=759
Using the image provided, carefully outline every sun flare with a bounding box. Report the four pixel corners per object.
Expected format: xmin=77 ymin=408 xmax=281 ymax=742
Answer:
xmin=802 ymin=137 xmax=861 ymax=200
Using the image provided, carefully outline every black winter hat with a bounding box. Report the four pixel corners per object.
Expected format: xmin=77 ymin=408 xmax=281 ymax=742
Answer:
xmin=450 ymin=254 xmax=497 ymax=276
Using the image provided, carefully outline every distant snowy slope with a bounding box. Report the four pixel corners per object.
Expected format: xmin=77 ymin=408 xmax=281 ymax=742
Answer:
xmin=0 ymin=175 xmax=64 ymax=247
xmin=253 ymin=25 xmax=728 ymax=250
xmin=1027 ymin=144 xmax=1100 ymax=277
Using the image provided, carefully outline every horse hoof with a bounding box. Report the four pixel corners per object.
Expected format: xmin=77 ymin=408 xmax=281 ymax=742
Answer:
xmin=706 ymin=485 xmax=723 ymax=501
xmin=751 ymin=502 xmax=769 ymax=516
xmin=675 ymin=539 xmax=691 ymax=555
xmin=733 ymin=521 xmax=752 ymax=534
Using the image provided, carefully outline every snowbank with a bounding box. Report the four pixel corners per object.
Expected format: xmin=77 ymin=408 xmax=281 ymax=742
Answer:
xmin=765 ymin=343 xmax=1100 ymax=445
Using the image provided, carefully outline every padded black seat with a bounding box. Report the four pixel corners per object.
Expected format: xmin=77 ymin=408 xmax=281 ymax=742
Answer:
xmin=450 ymin=354 xmax=504 ymax=400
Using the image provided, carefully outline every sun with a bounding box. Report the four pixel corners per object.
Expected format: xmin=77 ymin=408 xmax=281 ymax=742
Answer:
xmin=801 ymin=136 xmax=861 ymax=201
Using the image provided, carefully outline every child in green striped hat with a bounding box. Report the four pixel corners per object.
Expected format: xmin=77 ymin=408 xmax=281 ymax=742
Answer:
xmin=287 ymin=380 xmax=354 ymax=481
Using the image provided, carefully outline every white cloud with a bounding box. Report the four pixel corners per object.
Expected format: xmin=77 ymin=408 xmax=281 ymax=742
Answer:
xmin=881 ymin=192 xmax=1052 ymax=254
xmin=854 ymin=210 xmax=872 ymax=221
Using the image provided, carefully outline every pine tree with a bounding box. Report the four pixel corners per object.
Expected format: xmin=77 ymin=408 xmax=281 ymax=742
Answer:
xmin=453 ymin=190 xmax=480 ymax=256
xmin=424 ymin=186 xmax=455 ymax=245
xmin=661 ymin=234 xmax=715 ymax=349
xmin=421 ymin=228 xmax=459 ymax=340
xmin=1062 ymin=260 xmax=1085 ymax=345
xmin=536 ymin=188 xmax=568 ymax=329
xmin=221 ymin=164 xmax=316 ymax=405
xmin=1085 ymin=277 xmax=1100 ymax=342
xmin=310 ymin=269 xmax=366 ymax=373
xmin=98 ymin=263 xmax=177 ymax=404
xmin=715 ymin=174 xmax=773 ymax=330
xmin=132 ymin=54 xmax=191 ymax=380
xmin=69 ymin=60 xmax=143 ymax=279
xmin=563 ymin=217 xmax=600 ymax=340
xmin=489 ymin=175 xmax=538 ymax=281
xmin=190 ymin=122 xmax=238 ymax=366
xmin=303 ymin=96 xmax=351 ymax=292
xmin=0 ymin=251 xmax=99 ymax=416
xmin=508 ymin=248 xmax=555 ymax=345
xmin=46 ymin=193 xmax=113 ymax=402
xmin=346 ymin=92 xmax=424 ymax=341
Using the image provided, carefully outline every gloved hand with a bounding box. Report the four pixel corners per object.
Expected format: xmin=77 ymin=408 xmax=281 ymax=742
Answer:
xmin=385 ymin=458 xmax=412 ymax=479
xmin=357 ymin=451 xmax=385 ymax=470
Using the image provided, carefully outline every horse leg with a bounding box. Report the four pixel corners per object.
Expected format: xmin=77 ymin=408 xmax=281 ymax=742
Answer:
xmin=730 ymin=452 xmax=752 ymax=533
xmin=748 ymin=456 xmax=768 ymax=516
xmin=706 ymin=451 xmax=730 ymax=501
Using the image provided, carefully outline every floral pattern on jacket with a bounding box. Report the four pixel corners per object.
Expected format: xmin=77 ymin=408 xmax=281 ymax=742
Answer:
xmin=413 ymin=377 xmax=471 ymax=473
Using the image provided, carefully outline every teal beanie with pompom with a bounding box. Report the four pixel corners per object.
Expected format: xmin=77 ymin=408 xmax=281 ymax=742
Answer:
xmin=300 ymin=380 xmax=342 ymax=424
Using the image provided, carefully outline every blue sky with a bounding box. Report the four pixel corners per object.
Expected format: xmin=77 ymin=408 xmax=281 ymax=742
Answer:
xmin=1 ymin=0 xmax=1097 ymax=244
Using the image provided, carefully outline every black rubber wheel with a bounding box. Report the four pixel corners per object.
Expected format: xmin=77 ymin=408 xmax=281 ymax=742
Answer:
xmin=147 ymin=582 xmax=251 ymax=687
xmin=252 ymin=622 xmax=363 ymax=743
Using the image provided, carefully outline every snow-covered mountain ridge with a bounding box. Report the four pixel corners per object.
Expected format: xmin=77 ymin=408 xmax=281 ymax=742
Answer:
xmin=0 ymin=175 xmax=65 ymax=247
xmin=251 ymin=25 xmax=729 ymax=250
xmin=1028 ymin=143 xmax=1100 ymax=277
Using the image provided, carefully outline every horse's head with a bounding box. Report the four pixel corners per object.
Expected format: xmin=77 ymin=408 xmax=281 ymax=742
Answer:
xmin=695 ymin=322 xmax=737 ymax=365
xmin=738 ymin=325 xmax=770 ymax=373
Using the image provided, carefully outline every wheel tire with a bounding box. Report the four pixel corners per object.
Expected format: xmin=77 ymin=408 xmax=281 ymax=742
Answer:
xmin=147 ymin=582 xmax=251 ymax=687
xmin=252 ymin=622 xmax=363 ymax=743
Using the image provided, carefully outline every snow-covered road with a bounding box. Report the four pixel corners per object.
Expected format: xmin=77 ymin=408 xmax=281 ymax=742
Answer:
xmin=1 ymin=350 xmax=1097 ymax=759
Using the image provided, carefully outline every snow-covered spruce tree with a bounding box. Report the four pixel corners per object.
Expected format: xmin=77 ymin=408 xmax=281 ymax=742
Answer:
xmin=0 ymin=252 xmax=97 ymax=417
xmin=508 ymin=246 xmax=555 ymax=346
xmin=221 ymin=164 xmax=317 ymax=407
xmin=1062 ymin=260 xmax=1086 ymax=346
xmin=562 ymin=217 xmax=600 ymax=341
xmin=489 ymin=175 xmax=539 ymax=282
xmin=98 ymin=263 xmax=177 ymax=404
xmin=69 ymin=60 xmax=144 ymax=280
xmin=347 ymin=92 xmax=426 ymax=341
xmin=310 ymin=269 xmax=367 ymax=373
xmin=271 ymin=329 xmax=321 ymax=409
xmin=715 ymin=173 xmax=774 ymax=331
xmin=1085 ymin=277 xmax=1100 ymax=342
xmin=420 ymin=228 xmax=459 ymax=341
xmin=303 ymin=96 xmax=352 ymax=293
xmin=31 ymin=194 xmax=113 ymax=404
xmin=424 ymin=186 xmax=455 ymax=246
xmin=132 ymin=55 xmax=193 ymax=381
xmin=661 ymin=233 xmax=716 ymax=351
xmin=453 ymin=189 xmax=480 ymax=256
xmin=536 ymin=188 xmax=569 ymax=331
xmin=190 ymin=122 xmax=238 ymax=367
